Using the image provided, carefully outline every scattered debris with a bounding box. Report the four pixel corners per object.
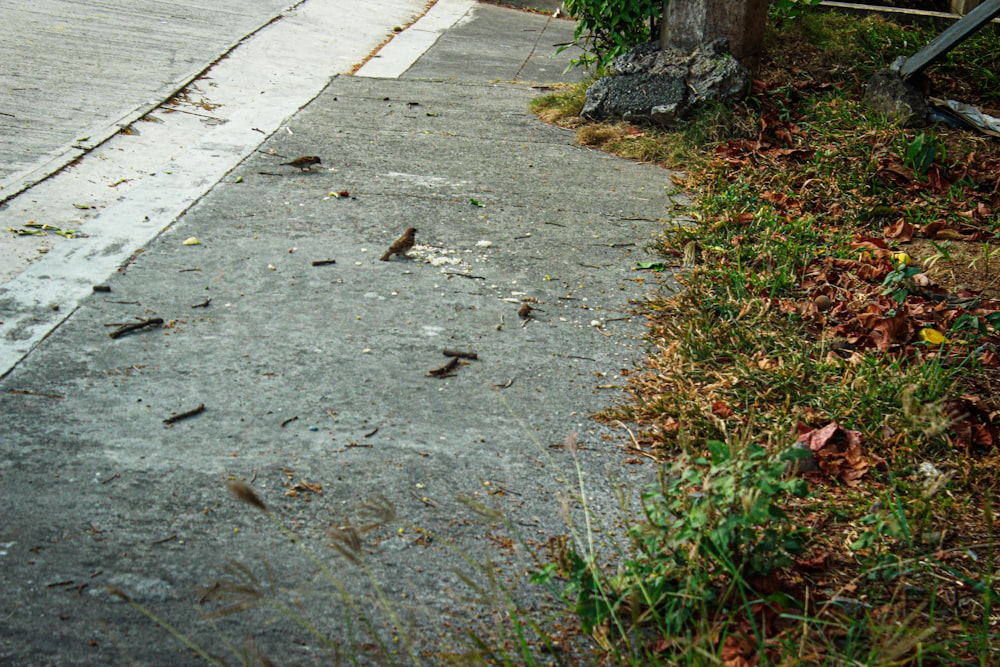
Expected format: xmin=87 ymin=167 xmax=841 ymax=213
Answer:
xmin=443 ymin=349 xmax=478 ymax=360
xmin=311 ymin=259 xmax=337 ymax=266
xmin=929 ymin=97 xmax=1000 ymax=137
xmin=427 ymin=356 xmax=460 ymax=378
xmin=108 ymin=318 xmax=163 ymax=339
xmin=8 ymin=222 xmax=85 ymax=238
xmin=163 ymin=403 xmax=205 ymax=425
xmin=284 ymin=480 xmax=323 ymax=497
xmin=634 ymin=261 xmax=666 ymax=272
xmin=411 ymin=491 xmax=437 ymax=508
xmin=443 ymin=271 xmax=484 ymax=280
xmin=6 ymin=389 xmax=65 ymax=399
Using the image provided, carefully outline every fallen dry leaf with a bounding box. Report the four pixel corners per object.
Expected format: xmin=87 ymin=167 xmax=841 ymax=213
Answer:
xmin=797 ymin=421 xmax=878 ymax=485
xmin=883 ymin=218 xmax=914 ymax=242
xmin=720 ymin=633 xmax=758 ymax=667
xmin=712 ymin=400 xmax=734 ymax=419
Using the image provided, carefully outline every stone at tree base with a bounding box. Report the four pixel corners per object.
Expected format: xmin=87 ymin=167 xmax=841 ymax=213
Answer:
xmin=865 ymin=69 xmax=931 ymax=125
xmin=580 ymin=40 xmax=750 ymax=126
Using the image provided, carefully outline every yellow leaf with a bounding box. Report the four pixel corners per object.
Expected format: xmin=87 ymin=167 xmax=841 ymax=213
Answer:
xmin=918 ymin=328 xmax=947 ymax=345
xmin=892 ymin=252 xmax=914 ymax=268
xmin=182 ymin=237 xmax=202 ymax=246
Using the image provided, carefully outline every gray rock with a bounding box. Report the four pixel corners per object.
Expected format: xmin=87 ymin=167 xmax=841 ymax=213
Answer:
xmin=581 ymin=39 xmax=750 ymax=126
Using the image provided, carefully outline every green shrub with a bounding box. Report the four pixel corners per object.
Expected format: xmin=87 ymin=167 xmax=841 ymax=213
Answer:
xmin=560 ymin=0 xmax=663 ymax=72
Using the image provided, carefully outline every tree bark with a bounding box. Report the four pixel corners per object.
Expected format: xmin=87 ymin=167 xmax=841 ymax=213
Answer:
xmin=660 ymin=0 xmax=767 ymax=74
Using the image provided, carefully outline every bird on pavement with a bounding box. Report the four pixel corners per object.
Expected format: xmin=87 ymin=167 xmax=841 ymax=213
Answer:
xmin=281 ymin=155 xmax=322 ymax=171
xmin=380 ymin=227 xmax=417 ymax=261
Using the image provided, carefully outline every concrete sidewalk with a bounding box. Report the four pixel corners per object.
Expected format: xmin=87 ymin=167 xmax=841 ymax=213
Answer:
xmin=0 ymin=3 xmax=680 ymax=664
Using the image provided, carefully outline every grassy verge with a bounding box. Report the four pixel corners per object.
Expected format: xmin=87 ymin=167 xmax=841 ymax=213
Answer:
xmin=529 ymin=9 xmax=1000 ymax=665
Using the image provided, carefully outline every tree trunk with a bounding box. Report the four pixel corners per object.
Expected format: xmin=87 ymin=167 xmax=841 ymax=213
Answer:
xmin=660 ymin=0 xmax=768 ymax=74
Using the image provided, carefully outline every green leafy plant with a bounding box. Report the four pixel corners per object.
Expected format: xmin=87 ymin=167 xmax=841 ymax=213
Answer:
xmin=881 ymin=261 xmax=923 ymax=304
xmin=770 ymin=0 xmax=823 ymax=21
xmin=536 ymin=439 xmax=810 ymax=650
xmin=901 ymin=131 xmax=944 ymax=177
xmin=559 ymin=0 xmax=663 ymax=72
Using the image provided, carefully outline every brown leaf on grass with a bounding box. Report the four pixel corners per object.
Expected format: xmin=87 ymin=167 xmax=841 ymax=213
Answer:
xmin=952 ymin=419 xmax=996 ymax=451
xmin=980 ymin=349 xmax=999 ymax=367
xmin=799 ymin=421 xmax=852 ymax=452
xmin=773 ymin=127 xmax=794 ymax=147
xmin=870 ymin=313 xmax=913 ymax=352
xmin=775 ymin=147 xmax=814 ymax=161
xmin=655 ymin=416 xmax=681 ymax=436
xmin=756 ymin=354 xmax=779 ymax=370
xmin=794 ymin=553 xmax=829 ymax=571
xmin=825 ymin=256 xmax=888 ymax=282
xmin=849 ymin=237 xmax=889 ymax=254
xmin=762 ymin=191 xmax=789 ymax=207
xmin=875 ymin=163 xmax=912 ymax=188
xmin=920 ymin=219 xmax=968 ymax=240
xmin=926 ymin=163 xmax=951 ymax=194
xmin=883 ymin=218 xmax=914 ymax=242
xmin=715 ymin=139 xmax=759 ymax=164
xmin=945 ymin=398 xmax=1000 ymax=452
xmin=720 ymin=632 xmax=758 ymax=667
xmin=712 ymin=400 xmax=734 ymax=419
xmin=796 ymin=421 xmax=876 ymax=485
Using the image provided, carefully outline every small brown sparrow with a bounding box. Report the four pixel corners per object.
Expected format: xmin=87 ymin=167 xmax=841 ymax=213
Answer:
xmin=281 ymin=155 xmax=322 ymax=171
xmin=518 ymin=303 xmax=534 ymax=320
xmin=380 ymin=227 xmax=417 ymax=261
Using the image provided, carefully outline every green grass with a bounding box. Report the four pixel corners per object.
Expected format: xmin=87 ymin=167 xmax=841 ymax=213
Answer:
xmin=526 ymin=6 xmax=1000 ymax=665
